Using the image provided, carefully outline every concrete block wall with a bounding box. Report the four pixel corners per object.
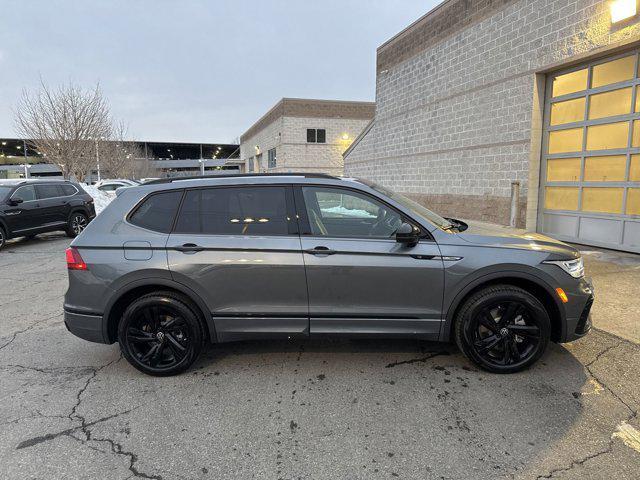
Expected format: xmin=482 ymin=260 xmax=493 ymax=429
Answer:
xmin=345 ymin=0 xmax=640 ymax=227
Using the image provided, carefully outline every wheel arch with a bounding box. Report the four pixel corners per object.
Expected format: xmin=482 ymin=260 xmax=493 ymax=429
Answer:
xmin=103 ymin=278 xmax=214 ymax=344
xmin=442 ymin=271 xmax=564 ymax=343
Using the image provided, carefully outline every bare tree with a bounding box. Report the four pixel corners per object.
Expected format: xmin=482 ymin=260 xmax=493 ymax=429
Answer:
xmin=14 ymin=79 xmax=111 ymax=181
xmin=95 ymin=122 xmax=158 ymax=179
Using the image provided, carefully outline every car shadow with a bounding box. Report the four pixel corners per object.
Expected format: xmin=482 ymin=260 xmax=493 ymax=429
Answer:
xmin=2 ymin=232 xmax=69 ymax=252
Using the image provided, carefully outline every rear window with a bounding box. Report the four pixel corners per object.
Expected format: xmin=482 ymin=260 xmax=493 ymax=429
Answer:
xmin=174 ymin=186 xmax=289 ymax=236
xmin=60 ymin=184 xmax=77 ymax=196
xmin=129 ymin=190 xmax=183 ymax=233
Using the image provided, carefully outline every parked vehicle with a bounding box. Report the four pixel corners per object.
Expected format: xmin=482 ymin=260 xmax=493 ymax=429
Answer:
xmin=64 ymin=173 xmax=594 ymax=376
xmin=95 ymin=179 xmax=138 ymax=194
xmin=0 ymin=179 xmax=96 ymax=249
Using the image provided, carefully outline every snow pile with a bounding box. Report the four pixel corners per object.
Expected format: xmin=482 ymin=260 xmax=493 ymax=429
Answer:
xmin=322 ymin=206 xmax=376 ymax=218
xmin=81 ymin=184 xmax=113 ymax=214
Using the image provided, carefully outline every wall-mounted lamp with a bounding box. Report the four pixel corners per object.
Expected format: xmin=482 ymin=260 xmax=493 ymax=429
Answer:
xmin=341 ymin=133 xmax=350 ymax=141
xmin=611 ymin=0 xmax=637 ymax=23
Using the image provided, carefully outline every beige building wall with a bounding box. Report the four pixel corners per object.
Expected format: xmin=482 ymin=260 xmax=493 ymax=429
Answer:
xmin=240 ymin=99 xmax=374 ymax=176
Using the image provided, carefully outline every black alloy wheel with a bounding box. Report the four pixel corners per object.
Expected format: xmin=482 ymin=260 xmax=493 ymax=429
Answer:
xmin=118 ymin=292 xmax=204 ymax=376
xmin=67 ymin=212 xmax=88 ymax=237
xmin=0 ymin=227 xmax=5 ymax=250
xmin=455 ymin=285 xmax=550 ymax=373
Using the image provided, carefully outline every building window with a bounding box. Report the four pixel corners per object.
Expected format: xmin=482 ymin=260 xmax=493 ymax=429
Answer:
xmin=267 ymin=148 xmax=277 ymax=168
xmin=306 ymin=129 xmax=326 ymax=144
xmin=248 ymin=157 xmax=254 ymax=172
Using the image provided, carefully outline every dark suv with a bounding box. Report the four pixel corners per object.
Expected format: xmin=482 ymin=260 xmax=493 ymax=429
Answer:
xmin=0 ymin=179 xmax=95 ymax=249
xmin=64 ymin=174 xmax=594 ymax=376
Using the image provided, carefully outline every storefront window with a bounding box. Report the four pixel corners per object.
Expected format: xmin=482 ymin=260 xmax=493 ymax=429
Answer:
xmin=591 ymin=55 xmax=635 ymax=88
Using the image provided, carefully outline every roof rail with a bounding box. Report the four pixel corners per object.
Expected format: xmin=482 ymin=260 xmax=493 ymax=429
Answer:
xmin=144 ymin=172 xmax=339 ymax=185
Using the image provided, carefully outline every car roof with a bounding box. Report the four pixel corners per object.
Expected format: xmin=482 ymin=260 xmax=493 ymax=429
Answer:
xmin=0 ymin=178 xmax=71 ymax=186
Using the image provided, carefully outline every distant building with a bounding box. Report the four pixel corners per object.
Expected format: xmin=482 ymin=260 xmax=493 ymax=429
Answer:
xmin=344 ymin=0 xmax=640 ymax=254
xmin=240 ymin=98 xmax=375 ymax=176
xmin=0 ymin=138 xmax=240 ymax=179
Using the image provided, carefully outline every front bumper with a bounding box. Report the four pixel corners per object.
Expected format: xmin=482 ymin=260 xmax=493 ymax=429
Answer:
xmin=64 ymin=309 xmax=107 ymax=344
xmin=561 ymin=276 xmax=594 ymax=342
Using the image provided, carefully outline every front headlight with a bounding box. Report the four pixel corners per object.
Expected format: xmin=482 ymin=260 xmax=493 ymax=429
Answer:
xmin=543 ymin=257 xmax=584 ymax=278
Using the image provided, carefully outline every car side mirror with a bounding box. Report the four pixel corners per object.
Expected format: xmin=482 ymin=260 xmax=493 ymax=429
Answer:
xmin=396 ymin=222 xmax=420 ymax=247
xmin=9 ymin=196 xmax=23 ymax=206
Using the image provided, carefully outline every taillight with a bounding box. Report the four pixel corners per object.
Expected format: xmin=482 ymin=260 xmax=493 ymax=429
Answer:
xmin=66 ymin=247 xmax=87 ymax=270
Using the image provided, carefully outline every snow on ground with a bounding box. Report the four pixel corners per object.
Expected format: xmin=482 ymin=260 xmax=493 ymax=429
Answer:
xmin=322 ymin=205 xmax=376 ymax=218
xmin=80 ymin=184 xmax=113 ymax=214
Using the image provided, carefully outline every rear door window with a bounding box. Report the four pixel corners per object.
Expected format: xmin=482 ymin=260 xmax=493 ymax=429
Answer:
xmin=174 ymin=186 xmax=290 ymax=236
xmin=129 ymin=190 xmax=183 ymax=233
xmin=60 ymin=184 xmax=78 ymax=196
xmin=36 ymin=184 xmax=63 ymax=199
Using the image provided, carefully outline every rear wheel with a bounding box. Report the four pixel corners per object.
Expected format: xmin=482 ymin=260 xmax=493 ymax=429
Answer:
xmin=118 ymin=292 xmax=205 ymax=376
xmin=454 ymin=285 xmax=550 ymax=373
xmin=66 ymin=212 xmax=88 ymax=237
xmin=0 ymin=226 xmax=5 ymax=250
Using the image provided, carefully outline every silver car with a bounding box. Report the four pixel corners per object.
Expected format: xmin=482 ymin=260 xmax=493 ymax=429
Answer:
xmin=64 ymin=174 xmax=594 ymax=376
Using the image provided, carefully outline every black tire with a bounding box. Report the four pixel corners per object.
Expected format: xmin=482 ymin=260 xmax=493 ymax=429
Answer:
xmin=0 ymin=226 xmax=5 ymax=250
xmin=454 ymin=285 xmax=550 ymax=374
xmin=66 ymin=212 xmax=88 ymax=238
xmin=118 ymin=292 xmax=205 ymax=376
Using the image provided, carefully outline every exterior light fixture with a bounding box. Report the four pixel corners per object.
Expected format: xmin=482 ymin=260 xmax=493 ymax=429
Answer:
xmin=341 ymin=133 xmax=350 ymax=140
xmin=1 ymin=141 xmax=6 ymax=145
xmin=611 ymin=0 xmax=637 ymax=23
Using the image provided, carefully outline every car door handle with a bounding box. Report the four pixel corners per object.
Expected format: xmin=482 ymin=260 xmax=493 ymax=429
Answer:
xmin=305 ymin=246 xmax=336 ymax=256
xmin=174 ymin=243 xmax=205 ymax=253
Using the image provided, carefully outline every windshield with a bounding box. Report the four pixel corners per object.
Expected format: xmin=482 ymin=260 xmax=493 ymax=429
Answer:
xmin=0 ymin=186 xmax=13 ymax=201
xmin=363 ymin=181 xmax=454 ymax=230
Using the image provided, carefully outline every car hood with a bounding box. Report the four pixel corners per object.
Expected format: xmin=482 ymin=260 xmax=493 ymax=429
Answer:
xmin=454 ymin=220 xmax=579 ymax=257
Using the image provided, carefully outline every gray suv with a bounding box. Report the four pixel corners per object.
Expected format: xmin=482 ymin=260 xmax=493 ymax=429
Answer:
xmin=64 ymin=174 xmax=594 ymax=376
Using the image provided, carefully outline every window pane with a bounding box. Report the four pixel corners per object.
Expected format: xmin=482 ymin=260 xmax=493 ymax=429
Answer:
xmin=633 ymin=120 xmax=640 ymax=148
xmin=175 ymin=187 xmax=289 ymax=235
xmin=588 ymin=87 xmax=632 ymax=119
xmin=627 ymin=189 xmax=640 ymax=215
xmin=61 ymin=184 xmax=77 ymax=196
xmin=582 ymin=187 xmax=624 ymax=213
xmin=548 ymin=128 xmax=583 ymax=153
xmin=12 ymin=185 xmax=36 ymax=202
xmin=586 ymin=122 xmax=629 ymax=150
xmin=550 ymin=97 xmax=585 ymax=125
xmin=302 ymin=186 xmax=402 ymax=238
xmin=267 ymin=148 xmax=277 ymax=168
xmin=552 ymin=68 xmax=588 ymax=97
xmin=129 ymin=191 xmax=182 ymax=233
xmin=636 ymin=86 xmax=640 ymax=113
xmin=630 ymin=154 xmax=640 ymax=181
xmin=545 ymin=187 xmax=579 ymax=210
xmin=591 ymin=55 xmax=635 ymax=88
xmin=584 ymin=155 xmax=627 ymax=182
xmin=36 ymin=184 xmax=62 ymax=199
xmin=546 ymin=157 xmax=581 ymax=182
xmin=316 ymin=129 xmax=326 ymax=143
xmin=307 ymin=129 xmax=316 ymax=143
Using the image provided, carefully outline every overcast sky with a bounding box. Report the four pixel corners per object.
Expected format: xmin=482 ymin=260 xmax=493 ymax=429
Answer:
xmin=0 ymin=0 xmax=439 ymax=143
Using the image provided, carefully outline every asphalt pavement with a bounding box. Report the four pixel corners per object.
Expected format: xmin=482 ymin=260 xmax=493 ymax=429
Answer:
xmin=0 ymin=233 xmax=638 ymax=479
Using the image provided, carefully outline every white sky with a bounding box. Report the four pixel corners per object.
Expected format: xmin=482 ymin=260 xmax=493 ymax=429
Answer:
xmin=0 ymin=0 xmax=440 ymax=143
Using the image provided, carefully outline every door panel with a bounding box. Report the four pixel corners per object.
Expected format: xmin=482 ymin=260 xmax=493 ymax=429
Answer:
xmin=35 ymin=184 xmax=66 ymax=227
xmin=300 ymin=237 xmax=444 ymax=338
xmin=167 ymin=235 xmax=308 ymax=340
xmin=5 ymin=186 xmax=39 ymax=233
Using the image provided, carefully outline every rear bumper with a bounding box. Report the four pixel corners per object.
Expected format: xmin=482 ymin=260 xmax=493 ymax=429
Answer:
xmin=64 ymin=309 xmax=108 ymax=344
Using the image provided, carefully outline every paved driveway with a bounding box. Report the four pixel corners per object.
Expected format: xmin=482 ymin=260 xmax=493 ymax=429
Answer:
xmin=0 ymin=234 xmax=638 ymax=479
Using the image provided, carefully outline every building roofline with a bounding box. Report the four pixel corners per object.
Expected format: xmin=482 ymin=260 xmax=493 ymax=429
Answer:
xmin=240 ymin=98 xmax=375 ymax=143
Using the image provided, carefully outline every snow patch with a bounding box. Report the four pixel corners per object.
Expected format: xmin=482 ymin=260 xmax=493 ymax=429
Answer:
xmin=81 ymin=184 xmax=113 ymax=214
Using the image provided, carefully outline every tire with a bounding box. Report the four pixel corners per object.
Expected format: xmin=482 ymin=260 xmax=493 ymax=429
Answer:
xmin=454 ymin=285 xmax=550 ymax=374
xmin=118 ymin=291 xmax=205 ymax=376
xmin=66 ymin=212 xmax=88 ymax=238
xmin=0 ymin=226 xmax=5 ymax=250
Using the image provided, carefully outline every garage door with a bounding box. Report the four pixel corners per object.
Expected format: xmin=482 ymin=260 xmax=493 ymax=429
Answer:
xmin=539 ymin=49 xmax=640 ymax=253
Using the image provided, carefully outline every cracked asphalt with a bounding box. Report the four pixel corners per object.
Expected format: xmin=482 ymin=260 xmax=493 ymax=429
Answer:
xmin=1 ymin=233 xmax=639 ymax=479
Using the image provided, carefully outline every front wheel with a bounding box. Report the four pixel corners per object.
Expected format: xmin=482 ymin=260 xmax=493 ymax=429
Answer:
xmin=454 ymin=285 xmax=550 ymax=373
xmin=66 ymin=212 xmax=88 ymax=238
xmin=0 ymin=227 xmax=6 ymax=250
xmin=118 ymin=292 xmax=204 ymax=376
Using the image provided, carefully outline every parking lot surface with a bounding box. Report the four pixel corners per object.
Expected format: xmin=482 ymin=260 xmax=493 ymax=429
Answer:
xmin=1 ymin=233 xmax=638 ymax=479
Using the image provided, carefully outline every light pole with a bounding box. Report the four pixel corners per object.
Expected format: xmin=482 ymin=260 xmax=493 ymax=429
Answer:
xmin=198 ymin=158 xmax=205 ymax=175
xmin=94 ymin=138 xmax=101 ymax=183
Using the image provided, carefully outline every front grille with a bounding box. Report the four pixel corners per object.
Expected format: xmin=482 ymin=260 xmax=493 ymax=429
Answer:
xmin=575 ymin=297 xmax=593 ymax=335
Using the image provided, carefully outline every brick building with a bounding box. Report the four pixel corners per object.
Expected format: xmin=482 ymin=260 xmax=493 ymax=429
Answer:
xmin=344 ymin=0 xmax=640 ymax=253
xmin=240 ymin=98 xmax=375 ymax=176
